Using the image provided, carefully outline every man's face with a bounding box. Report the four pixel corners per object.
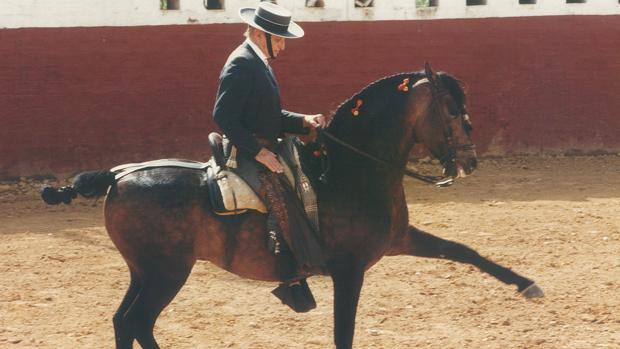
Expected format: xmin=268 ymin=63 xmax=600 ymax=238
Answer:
xmin=254 ymin=30 xmax=286 ymax=58
xmin=270 ymin=35 xmax=286 ymax=58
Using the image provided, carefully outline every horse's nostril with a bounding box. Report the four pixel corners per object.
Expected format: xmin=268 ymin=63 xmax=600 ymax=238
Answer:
xmin=462 ymin=158 xmax=478 ymax=175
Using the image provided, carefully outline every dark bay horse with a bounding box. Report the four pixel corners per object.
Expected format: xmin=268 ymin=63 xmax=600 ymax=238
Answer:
xmin=42 ymin=65 xmax=543 ymax=349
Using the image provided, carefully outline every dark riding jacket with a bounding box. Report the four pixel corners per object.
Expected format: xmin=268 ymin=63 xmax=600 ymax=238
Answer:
xmin=213 ymin=42 xmax=308 ymax=159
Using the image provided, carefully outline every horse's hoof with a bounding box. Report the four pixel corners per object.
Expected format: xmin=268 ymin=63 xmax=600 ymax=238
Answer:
xmin=520 ymin=283 xmax=544 ymax=299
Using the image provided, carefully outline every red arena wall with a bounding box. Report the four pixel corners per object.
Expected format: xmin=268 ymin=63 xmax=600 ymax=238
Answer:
xmin=1 ymin=15 xmax=619 ymax=177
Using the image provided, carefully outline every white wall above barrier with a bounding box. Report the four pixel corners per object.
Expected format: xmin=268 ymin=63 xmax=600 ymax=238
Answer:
xmin=1 ymin=0 xmax=619 ymax=29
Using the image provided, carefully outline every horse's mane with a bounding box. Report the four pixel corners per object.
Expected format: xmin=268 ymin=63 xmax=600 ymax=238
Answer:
xmin=330 ymin=72 xmax=424 ymax=121
xmin=329 ymin=71 xmax=466 ymax=122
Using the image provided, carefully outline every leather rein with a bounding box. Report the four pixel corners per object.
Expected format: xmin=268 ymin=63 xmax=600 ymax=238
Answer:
xmin=317 ymin=129 xmax=454 ymax=187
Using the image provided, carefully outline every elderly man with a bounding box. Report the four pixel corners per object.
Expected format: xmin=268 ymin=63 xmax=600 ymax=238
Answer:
xmin=212 ymin=1 xmax=326 ymax=312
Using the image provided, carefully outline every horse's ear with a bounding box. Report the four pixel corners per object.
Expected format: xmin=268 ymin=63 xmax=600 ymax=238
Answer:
xmin=424 ymin=62 xmax=438 ymax=88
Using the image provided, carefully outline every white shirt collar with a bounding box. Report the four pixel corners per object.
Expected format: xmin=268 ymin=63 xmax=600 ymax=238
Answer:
xmin=245 ymin=38 xmax=269 ymax=67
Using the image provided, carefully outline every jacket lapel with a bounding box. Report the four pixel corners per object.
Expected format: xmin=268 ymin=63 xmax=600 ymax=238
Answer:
xmin=245 ymin=43 xmax=279 ymax=90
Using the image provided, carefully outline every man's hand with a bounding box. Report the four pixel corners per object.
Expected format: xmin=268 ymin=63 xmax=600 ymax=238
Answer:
xmin=303 ymin=114 xmax=328 ymax=129
xmin=255 ymin=148 xmax=284 ymax=173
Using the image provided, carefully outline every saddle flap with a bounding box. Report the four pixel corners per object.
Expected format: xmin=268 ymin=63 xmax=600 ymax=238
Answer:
xmin=219 ymin=170 xmax=267 ymax=214
xmin=206 ymin=159 xmax=267 ymax=215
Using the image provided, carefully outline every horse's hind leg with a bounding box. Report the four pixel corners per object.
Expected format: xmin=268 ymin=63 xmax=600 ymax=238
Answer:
xmin=113 ymin=270 xmax=141 ymax=349
xmin=388 ymin=225 xmax=544 ymax=298
xmin=123 ymin=258 xmax=195 ymax=349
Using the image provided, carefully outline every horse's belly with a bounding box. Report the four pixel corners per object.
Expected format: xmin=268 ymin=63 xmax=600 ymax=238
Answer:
xmin=195 ymin=213 xmax=281 ymax=282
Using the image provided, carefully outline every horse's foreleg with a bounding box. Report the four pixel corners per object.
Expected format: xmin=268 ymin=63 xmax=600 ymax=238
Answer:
xmin=330 ymin=261 xmax=365 ymax=349
xmin=388 ymin=225 xmax=544 ymax=298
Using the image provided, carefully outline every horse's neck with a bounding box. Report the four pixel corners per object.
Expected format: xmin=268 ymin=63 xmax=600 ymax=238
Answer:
xmin=323 ymin=126 xmax=411 ymax=202
xmin=313 ymin=73 xmax=421 ymax=202
xmin=330 ymin=157 xmax=404 ymax=197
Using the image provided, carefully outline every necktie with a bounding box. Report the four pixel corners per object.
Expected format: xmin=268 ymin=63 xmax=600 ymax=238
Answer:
xmin=267 ymin=64 xmax=276 ymax=80
xmin=266 ymin=64 xmax=279 ymax=91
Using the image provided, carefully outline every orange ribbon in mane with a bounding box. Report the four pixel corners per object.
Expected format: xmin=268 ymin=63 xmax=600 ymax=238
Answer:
xmin=351 ymin=99 xmax=363 ymax=116
xmin=398 ymin=78 xmax=410 ymax=92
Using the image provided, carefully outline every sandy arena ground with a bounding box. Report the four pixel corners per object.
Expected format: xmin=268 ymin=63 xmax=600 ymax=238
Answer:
xmin=1 ymin=156 xmax=619 ymax=349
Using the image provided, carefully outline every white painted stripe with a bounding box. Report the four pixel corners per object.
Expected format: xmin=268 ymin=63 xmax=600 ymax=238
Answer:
xmin=1 ymin=0 xmax=619 ymax=29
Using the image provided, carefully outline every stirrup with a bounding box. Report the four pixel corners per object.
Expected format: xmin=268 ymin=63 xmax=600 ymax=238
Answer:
xmin=271 ymin=279 xmax=316 ymax=313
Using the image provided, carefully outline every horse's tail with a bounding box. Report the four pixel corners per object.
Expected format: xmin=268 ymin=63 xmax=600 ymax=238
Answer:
xmin=41 ymin=170 xmax=116 ymax=205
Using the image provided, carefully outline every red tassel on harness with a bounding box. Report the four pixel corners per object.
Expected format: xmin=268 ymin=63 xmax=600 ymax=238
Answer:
xmin=398 ymin=78 xmax=410 ymax=92
xmin=351 ymin=99 xmax=363 ymax=116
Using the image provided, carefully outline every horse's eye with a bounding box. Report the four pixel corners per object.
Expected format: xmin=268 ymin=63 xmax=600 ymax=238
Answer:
xmin=446 ymin=101 xmax=460 ymax=118
xmin=449 ymin=109 xmax=460 ymax=119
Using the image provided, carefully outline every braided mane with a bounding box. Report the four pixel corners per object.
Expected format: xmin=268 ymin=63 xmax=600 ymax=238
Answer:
xmin=329 ymin=72 xmax=427 ymax=122
xmin=327 ymin=71 xmax=466 ymax=134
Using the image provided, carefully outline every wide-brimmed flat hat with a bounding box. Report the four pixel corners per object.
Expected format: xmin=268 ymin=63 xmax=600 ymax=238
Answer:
xmin=239 ymin=2 xmax=304 ymax=39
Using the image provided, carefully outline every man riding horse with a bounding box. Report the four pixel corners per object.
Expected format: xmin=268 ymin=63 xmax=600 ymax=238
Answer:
xmin=212 ymin=1 xmax=327 ymax=311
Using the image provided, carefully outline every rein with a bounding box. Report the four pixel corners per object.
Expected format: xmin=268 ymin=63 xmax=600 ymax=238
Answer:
xmin=317 ymin=129 xmax=454 ymax=188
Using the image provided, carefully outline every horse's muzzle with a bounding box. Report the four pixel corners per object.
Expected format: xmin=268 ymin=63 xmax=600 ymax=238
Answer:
xmin=457 ymin=151 xmax=478 ymax=177
xmin=444 ymin=149 xmax=477 ymax=179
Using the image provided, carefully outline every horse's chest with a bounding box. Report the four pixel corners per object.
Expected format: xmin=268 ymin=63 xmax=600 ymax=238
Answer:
xmin=325 ymin=207 xmax=403 ymax=252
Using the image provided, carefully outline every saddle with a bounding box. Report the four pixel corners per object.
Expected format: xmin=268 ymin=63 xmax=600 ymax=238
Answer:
xmin=206 ymin=133 xmax=318 ymax=228
xmin=205 ymin=132 xmax=268 ymax=215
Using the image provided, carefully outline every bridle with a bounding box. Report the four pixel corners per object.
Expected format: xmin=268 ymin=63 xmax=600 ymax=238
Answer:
xmin=426 ymin=78 xmax=476 ymax=175
xmin=316 ymin=75 xmax=473 ymax=188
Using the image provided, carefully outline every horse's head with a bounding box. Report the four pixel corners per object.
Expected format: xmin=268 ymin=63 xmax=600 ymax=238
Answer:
xmin=411 ymin=64 xmax=477 ymax=178
xmin=319 ymin=67 xmax=477 ymax=186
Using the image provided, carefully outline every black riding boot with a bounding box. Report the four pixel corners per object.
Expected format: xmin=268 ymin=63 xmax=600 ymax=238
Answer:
xmin=271 ymin=254 xmax=316 ymax=314
xmin=255 ymin=163 xmax=322 ymax=313
xmin=272 ymin=278 xmax=316 ymax=313
xmin=267 ymin=230 xmax=317 ymax=313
